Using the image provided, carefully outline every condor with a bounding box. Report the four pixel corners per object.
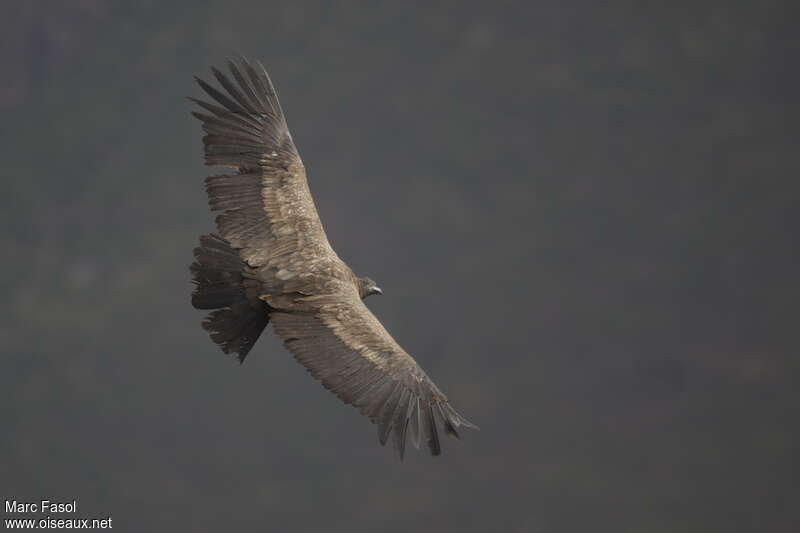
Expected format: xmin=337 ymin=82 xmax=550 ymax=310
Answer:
xmin=189 ymin=57 xmax=477 ymax=459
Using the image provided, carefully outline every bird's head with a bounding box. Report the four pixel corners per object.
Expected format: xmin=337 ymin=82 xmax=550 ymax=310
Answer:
xmin=357 ymin=276 xmax=383 ymax=299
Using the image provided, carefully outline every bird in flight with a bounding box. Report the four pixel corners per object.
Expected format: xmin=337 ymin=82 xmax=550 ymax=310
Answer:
xmin=189 ymin=57 xmax=477 ymax=459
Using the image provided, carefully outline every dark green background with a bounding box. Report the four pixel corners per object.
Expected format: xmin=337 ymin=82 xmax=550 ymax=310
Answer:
xmin=3 ymin=1 xmax=798 ymax=531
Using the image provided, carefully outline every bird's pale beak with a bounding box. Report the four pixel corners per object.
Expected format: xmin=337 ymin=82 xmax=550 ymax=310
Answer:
xmin=373 ymin=287 xmax=383 ymax=295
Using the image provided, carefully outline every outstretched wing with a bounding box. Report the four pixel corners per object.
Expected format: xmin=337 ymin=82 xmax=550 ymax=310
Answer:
xmin=191 ymin=57 xmax=335 ymax=271
xmin=269 ymin=288 xmax=478 ymax=460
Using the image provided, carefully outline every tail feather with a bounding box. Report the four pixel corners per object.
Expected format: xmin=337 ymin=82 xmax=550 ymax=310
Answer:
xmin=190 ymin=234 xmax=269 ymax=362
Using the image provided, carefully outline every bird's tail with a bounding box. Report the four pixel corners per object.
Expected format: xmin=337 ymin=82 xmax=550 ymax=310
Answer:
xmin=190 ymin=234 xmax=269 ymax=362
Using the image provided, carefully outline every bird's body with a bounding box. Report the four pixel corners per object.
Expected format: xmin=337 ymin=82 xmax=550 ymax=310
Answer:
xmin=189 ymin=57 xmax=476 ymax=459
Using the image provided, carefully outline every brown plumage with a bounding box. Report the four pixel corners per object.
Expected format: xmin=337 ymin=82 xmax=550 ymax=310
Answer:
xmin=189 ymin=57 xmax=477 ymax=459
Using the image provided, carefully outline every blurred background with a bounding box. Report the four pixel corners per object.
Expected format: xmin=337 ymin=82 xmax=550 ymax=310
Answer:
xmin=2 ymin=1 xmax=798 ymax=531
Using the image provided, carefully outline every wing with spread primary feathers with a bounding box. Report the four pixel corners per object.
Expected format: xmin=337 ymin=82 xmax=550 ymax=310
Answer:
xmin=191 ymin=57 xmax=335 ymax=273
xmin=269 ymin=288 xmax=478 ymax=459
